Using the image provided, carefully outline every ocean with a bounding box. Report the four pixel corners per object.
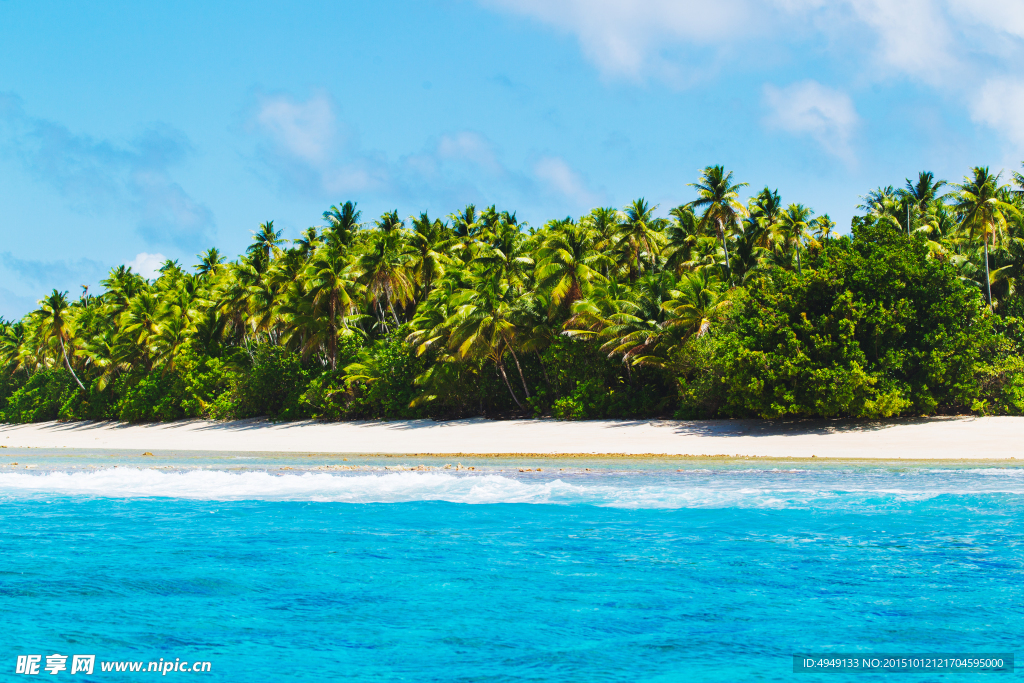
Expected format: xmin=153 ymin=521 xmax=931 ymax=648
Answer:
xmin=1 ymin=452 xmax=1021 ymax=681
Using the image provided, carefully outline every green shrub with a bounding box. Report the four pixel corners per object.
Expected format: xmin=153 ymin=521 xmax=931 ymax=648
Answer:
xmin=3 ymin=369 xmax=77 ymax=423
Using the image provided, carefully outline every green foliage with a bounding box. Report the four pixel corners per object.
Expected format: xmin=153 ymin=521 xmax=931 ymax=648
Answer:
xmin=231 ymin=345 xmax=311 ymax=420
xmin=344 ymin=329 xmax=427 ymax=419
xmin=533 ymin=337 xmax=677 ymax=419
xmin=3 ymin=369 xmax=78 ymax=423
xmin=6 ymin=164 xmax=1024 ymax=424
xmin=675 ymin=224 xmax=1010 ymax=418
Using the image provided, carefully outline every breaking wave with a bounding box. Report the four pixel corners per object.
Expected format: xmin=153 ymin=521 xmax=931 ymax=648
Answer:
xmin=2 ymin=467 xmax=1024 ymax=508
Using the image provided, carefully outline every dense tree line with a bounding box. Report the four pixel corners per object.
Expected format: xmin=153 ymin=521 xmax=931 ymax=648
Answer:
xmin=3 ymin=165 xmax=1024 ymax=423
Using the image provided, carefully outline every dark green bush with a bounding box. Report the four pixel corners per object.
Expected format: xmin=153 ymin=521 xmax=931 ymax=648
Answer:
xmin=3 ymin=369 xmax=77 ymax=423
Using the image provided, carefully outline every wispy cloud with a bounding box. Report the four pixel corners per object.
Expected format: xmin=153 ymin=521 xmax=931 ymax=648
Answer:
xmin=479 ymin=0 xmax=755 ymax=82
xmin=437 ymin=132 xmax=505 ymax=175
xmin=250 ymin=91 xmax=390 ymax=196
xmin=0 ymin=94 xmax=215 ymax=250
xmin=480 ymin=0 xmax=1024 ymax=151
xmin=970 ymin=77 xmax=1024 ymax=148
xmin=0 ymin=286 xmax=42 ymax=321
xmin=249 ymin=91 xmax=601 ymax=216
xmin=763 ymin=80 xmax=859 ymax=162
xmin=0 ymin=252 xmax=106 ymax=288
xmin=534 ymin=156 xmax=600 ymax=207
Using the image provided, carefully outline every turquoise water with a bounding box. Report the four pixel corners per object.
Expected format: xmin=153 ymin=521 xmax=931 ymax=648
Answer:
xmin=1 ymin=454 xmax=1022 ymax=681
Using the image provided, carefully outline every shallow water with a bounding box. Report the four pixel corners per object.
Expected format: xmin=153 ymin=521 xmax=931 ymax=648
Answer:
xmin=1 ymin=452 xmax=1021 ymax=680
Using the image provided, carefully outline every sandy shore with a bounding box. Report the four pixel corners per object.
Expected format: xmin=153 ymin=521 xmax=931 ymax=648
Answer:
xmin=0 ymin=416 xmax=1021 ymax=459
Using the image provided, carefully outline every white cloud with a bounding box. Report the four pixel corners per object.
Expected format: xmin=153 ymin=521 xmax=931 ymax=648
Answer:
xmin=0 ymin=95 xmax=215 ymax=250
xmin=438 ymin=132 xmax=504 ymax=174
xmin=127 ymin=252 xmax=166 ymax=280
xmin=483 ymin=0 xmax=963 ymax=83
xmin=479 ymin=0 xmax=1024 ymax=150
xmin=970 ymin=77 xmax=1024 ymax=147
xmin=534 ymin=156 xmax=599 ymax=206
xmin=255 ymin=92 xmax=335 ymax=165
xmin=948 ymin=0 xmax=1024 ymax=42
xmin=480 ymin=0 xmax=755 ymax=80
xmin=763 ymin=80 xmax=859 ymax=161
xmin=842 ymin=0 xmax=956 ymax=83
xmin=251 ymin=92 xmax=389 ymax=196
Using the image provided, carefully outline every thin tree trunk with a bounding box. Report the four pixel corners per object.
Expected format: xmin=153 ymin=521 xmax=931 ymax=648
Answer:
xmin=718 ymin=218 xmax=731 ymax=279
xmin=388 ymin=298 xmax=400 ymax=325
xmin=329 ymin=295 xmax=338 ymax=371
xmin=497 ymin=359 xmax=524 ymax=410
xmin=60 ymin=336 xmax=86 ymax=391
xmin=796 ymin=244 xmax=802 ymax=275
xmin=508 ymin=344 xmax=530 ymax=398
xmin=984 ymin=237 xmax=993 ymax=307
xmin=536 ymin=351 xmax=553 ymax=393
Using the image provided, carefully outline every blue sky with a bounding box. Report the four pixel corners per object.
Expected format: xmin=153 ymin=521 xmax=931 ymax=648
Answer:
xmin=2 ymin=0 xmax=1024 ymax=317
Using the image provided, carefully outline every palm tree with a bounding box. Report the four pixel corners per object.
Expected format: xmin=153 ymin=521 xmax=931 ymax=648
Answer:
xmin=593 ymin=272 xmax=679 ymax=369
xmin=376 ymin=210 xmax=404 ymax=233
xmin=293 ymin=228 xmax=321 ymax=259
xmin=664 ymin=205 xmax=700 ymax=274
xmin=776 ymin=204 xmax=814 ymax=275
xmin=451 ymin=204 xmax=481 ymax=239
xmin=951 ymin=167 xmax=1019 ymax=307
xmin=408 ymin=212 xmax=453 ymax=299
xmin=905 ymin=171 xmax=946 ymax=212
xmin=664 ymin=270 xmax=732 ymax=339
xmin=445 ymin=271 xmax=528 ymax=409
xmin=35 ymin=290 xmax=86 ymax=389
xmin=474 ymin=219 xmax=535 ymax=290
xmin=582 ymin=207 xmax=620 ymax=257
xmin=615 ymin=198 xmax=664 ymax=281
xmin=195 ymin=248 xmax=225 ymax=278
xmin=299 ymin=247 xmax=363 ymax=370
xmin=359 ymin=227 xmax=415 ymax=329
xmin=323 ymin=201 xmax=361 ymax=250
xmin=0 ymin=320 xmax=25 ymax=375
xmin=247 ymin=221 xmax=283 ymax=262
xmin=688 ymin=166 xmax=748 ymax=279
xmin=811 ymin=214 xmax=837 ymax=242
xmin=536 ymin=222 xmax=606 ymax=307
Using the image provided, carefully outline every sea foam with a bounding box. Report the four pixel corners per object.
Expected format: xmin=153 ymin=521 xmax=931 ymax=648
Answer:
xmin=2 ymin=467 xmax=1024 ymax=508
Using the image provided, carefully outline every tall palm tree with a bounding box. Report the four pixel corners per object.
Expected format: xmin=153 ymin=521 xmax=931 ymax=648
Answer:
xmin=445 ymin=271 xmax=528 ymax=409
xmin=359 ymin=228 xmax=415 ymax=329
xmin=776 ymin=204 xmax=814 ymax=275
xmin=474 ymin=219 xmax=535 ymax=290
xmin=664 ymin=205 xmax=700 ymax=274
xmin=811 ymin=214 xmax=837 ymax=242
xmin=905 ymin=171 xmax=946 ymax=212
xmin=582 ymin=207 xmax=621 ymax=261
xmin=376 ymin=210 xmax=404 ymax=233
xmin=293 ymin=228 xmax=321 ymax=259
xmin=408 ymin=212 xmax=453 ymax=299
xmin=951 ymin=167 xmax=1019 ymax=306
xmin=688 ymin=166 xmax=748 ymax=279
xmin=194 ymin=248 xmax=225 ymax=278
xmin=615 ymin=198 xmax=664 ymax=281
xmin=35 ymin=290 xmax=86 ymax=389
xmin=247 ymin=221 xmax=283 ymax=262
xmin=536 ymin=223 xmax=606 ymax=307
xmin=299 ymin=247 xmax=363 ymax=370
xmin=323 ymin=201 xmax=361 ymax=250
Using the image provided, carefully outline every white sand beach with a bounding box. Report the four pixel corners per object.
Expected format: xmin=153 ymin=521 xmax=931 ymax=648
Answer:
xmin=0 ymin=416 xmax=1021 ymax=459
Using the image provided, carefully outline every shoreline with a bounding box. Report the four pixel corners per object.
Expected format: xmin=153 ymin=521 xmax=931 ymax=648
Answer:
xmin=0 ymin=416 xmax=1022 ymax=460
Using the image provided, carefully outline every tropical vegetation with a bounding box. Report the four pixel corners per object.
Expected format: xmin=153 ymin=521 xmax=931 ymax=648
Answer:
xmin=4 ymin=164 xmax=1024 ymax=423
